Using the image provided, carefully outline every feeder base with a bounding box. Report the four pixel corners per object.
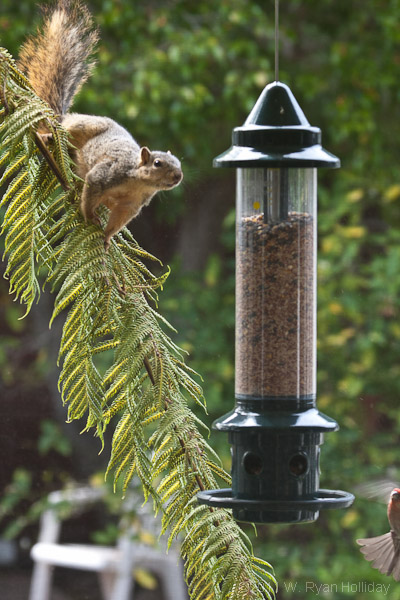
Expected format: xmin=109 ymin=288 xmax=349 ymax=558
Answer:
xmin=197 ymin=488 xmax=354 ymax=524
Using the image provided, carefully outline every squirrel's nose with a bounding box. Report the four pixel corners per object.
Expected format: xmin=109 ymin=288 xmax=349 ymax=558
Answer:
xmin=173 ymin=172 xmax=183 ymax=184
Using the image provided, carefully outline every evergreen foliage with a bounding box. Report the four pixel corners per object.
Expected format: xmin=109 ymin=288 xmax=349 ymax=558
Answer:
xmin=2 ymin=1 xmax=400 ymax=597
xmin=0 ymin=48 xmax=276 ymax=600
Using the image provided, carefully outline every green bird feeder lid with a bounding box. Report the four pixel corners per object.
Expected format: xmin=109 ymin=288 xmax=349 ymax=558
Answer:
xmin=214 ymin=81 xmax=340 ymax=169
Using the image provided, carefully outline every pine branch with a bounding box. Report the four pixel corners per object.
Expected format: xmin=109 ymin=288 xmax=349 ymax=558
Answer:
xmin=0 ymin=48 xmax=277 ymax=600
xmin=34 ymin=132 xmax=70 ymax=191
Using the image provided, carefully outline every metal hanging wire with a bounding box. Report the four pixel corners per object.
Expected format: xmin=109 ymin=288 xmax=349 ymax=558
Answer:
xmin=275 ymin=0 xmax=280 ymax=81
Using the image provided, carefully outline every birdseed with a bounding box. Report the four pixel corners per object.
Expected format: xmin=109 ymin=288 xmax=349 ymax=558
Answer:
xmin=235 ymin=211 xmax=315 ymax=398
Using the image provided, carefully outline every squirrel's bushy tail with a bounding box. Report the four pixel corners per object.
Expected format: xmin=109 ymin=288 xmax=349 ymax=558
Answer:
xmin=18 ymin=0 xmax=98 ymax=117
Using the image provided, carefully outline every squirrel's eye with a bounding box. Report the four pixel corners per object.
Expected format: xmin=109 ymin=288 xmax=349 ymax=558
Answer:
xmin=154 ymin=159 xmax=163 ymax=168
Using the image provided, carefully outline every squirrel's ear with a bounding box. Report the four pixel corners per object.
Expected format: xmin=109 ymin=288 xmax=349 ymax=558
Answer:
xmin=139 ymin=146 xmax=151 ymax=166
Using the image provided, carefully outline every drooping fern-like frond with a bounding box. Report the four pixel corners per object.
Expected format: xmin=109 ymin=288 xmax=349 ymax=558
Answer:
xmin=0 ymin=48 xmax=276 ymax=600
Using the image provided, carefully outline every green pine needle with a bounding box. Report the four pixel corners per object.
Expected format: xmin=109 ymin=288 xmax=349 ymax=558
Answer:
xmin=0 ymin=47 xmax=276 ymax=600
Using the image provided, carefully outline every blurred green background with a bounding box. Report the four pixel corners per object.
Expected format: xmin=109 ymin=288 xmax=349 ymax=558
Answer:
xmin=1 ymin=0 xmax=400 ymax=598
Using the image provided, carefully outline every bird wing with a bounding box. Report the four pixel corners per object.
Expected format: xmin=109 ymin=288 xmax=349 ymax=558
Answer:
xmin=355 ymin=479 xmax=398 ymax=504
xmin=357 ymin=531 xmax=400 ymax=580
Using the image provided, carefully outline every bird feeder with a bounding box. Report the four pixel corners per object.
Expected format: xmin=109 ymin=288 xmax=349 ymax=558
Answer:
xmin=197 ymin=81 xmax=354 ymax=523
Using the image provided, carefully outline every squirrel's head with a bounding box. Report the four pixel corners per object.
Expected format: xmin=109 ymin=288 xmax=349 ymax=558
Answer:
xmin=137 ymin=147 xmax=183 ymax=190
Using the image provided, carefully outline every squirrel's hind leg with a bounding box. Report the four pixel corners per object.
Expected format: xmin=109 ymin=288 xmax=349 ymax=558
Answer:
xmin=63 ymin=114 xmax=110 ymax=149
xmin=80 ymin=161 xmax=113 ymax=224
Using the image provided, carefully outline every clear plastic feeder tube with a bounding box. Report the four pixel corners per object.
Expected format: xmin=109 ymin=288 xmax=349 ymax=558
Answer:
xmin=235 ymin=167 xmax=317 ymax=399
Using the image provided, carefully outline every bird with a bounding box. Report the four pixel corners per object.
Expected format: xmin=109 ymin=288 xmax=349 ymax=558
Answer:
xmin=357 ymin=487 xmax=400 ymax=580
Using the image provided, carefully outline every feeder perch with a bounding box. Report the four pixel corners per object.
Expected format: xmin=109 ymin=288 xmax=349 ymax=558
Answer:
xmin=197 ymin=82 xmax=354 ymax=523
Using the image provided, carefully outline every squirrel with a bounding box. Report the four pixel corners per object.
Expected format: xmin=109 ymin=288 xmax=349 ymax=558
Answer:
xmin=18 ymin=0 xmax=183 ymax=250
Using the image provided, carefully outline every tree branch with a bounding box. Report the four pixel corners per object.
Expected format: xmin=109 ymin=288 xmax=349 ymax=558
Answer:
xmin=34 ymin=132 xmax=70 ymax=191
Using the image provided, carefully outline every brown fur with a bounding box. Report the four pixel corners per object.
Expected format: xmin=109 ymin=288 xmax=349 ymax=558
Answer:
xmin=19 ymin=0 xmax=98 ymax=117
xmin=18 ymin=1 xmax=182 ymax=249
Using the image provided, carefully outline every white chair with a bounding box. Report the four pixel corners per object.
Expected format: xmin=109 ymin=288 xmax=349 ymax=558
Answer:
xmin=29 ymin=486 xmax=187 ymax=600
